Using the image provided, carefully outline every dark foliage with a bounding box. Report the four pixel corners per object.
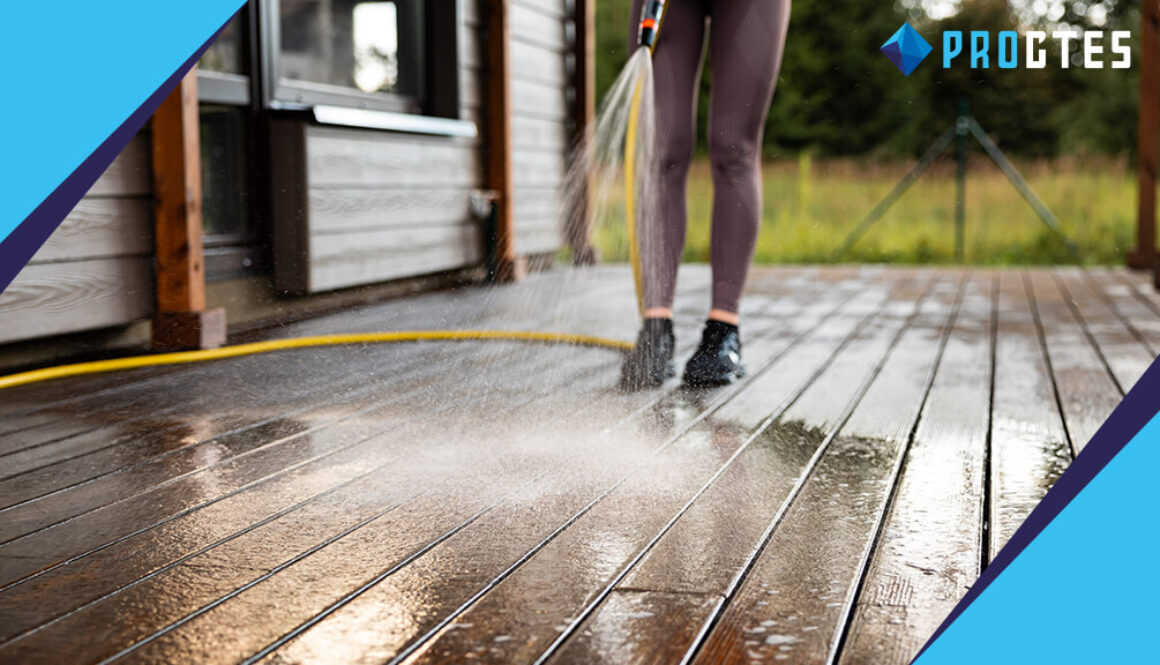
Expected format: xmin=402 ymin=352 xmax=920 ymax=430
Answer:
xmin=595 ymin=0 xmax=1140 ymax=158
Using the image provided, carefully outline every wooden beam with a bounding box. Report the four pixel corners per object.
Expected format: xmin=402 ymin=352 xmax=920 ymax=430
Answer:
xmin=565 ymin=0 xmax=599 ymax=266
xmin=483 ymin=0 xmax=526 ymax=281
xmin=150 ymin=67 xmax=227 ymax=349
xmin=1132 ymin=0 xmax=1160 ymax=276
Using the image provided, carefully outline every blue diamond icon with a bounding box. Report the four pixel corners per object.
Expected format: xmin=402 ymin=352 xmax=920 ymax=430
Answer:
xmin=881 ymin=23 xmax=932 ymax=76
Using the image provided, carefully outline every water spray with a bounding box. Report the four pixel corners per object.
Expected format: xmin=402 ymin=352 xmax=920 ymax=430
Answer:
xmin=625 ymin=0 xmax=669 ymax=316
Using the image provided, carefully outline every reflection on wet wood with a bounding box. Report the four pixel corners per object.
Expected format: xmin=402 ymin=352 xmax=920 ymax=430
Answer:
xmin=0 ymin=266 xmax=1150 ymax=665
xmin=1027 ymin=271 xmax=1124 ymax=453
xmin=836 ymin=272 xmax=990 ymax=665
xmin=987 ymin=271 xmax=1071 ymax=562
xmin=690 ymin=272 xmax=959 ymax=665
xmin=253 ymin=269 xmax=890 ymax=665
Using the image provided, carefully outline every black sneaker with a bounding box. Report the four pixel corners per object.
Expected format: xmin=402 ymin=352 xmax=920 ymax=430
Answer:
xmin=683 ymin=320 xmax=746 ymax=387
xmin=619 ymin=318 xmax=676 ymax=390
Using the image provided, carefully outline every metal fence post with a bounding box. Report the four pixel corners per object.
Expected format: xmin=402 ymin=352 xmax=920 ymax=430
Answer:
xmin=955 ymin=99 xmax=969 ymax=263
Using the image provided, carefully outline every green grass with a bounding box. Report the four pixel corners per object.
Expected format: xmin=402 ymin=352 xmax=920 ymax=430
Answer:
xmin=592 ymin=156 xmax=1136 ymax=265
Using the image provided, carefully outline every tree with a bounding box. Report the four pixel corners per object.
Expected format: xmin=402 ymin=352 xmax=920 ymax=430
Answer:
xmin=594 ymin=0 xmax=1140 ymax=158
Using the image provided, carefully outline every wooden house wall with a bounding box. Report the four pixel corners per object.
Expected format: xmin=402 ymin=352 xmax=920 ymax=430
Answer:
xmin=302 ymin=0 xmax=572 ymax=293
xmin=0 ymin=0 xmax=578 ymax=340
xmin=508 ymin=0 xmax=570 ymax=255
xmin=0 ymin=137 xmax=154 ymax=344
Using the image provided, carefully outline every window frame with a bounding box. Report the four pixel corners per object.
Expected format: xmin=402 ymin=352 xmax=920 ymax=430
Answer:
xmin=193 ymin=0 xmax=474 ymax=281
xmin=196 ymin=3 xmax=268 ymax=279
xmin=259 ymin=0 xmax=460 ymax=118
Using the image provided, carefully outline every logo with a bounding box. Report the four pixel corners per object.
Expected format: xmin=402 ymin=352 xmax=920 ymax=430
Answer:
xmin=881 ymin=23 xmax=1132 ymax=75
xmin=881 ymin=23 xmax=933 ymax=77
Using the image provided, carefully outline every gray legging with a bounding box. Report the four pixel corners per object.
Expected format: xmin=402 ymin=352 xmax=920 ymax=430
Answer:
xmin=629 ymin=0 xmax=790 ymax=315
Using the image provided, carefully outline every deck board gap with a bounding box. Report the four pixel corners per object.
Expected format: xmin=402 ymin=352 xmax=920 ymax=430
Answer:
xmin=678 ymin=271 xmax=948 ymax=665
xmin=826 ymin=271 xmax=970 ymax=665
xmin=1024 ymin=270 xmax=1078 ymax=457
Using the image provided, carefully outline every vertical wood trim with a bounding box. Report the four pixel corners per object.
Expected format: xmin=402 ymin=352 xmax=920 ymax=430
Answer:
xmin=483 ymin=0 xmax=525 ymax=280
xmin=270 ymin=117 xmax=311 ymax=295
xmin=150 ymin=67 xmax=226 ymax=350
xmin=1132 ymin=1 xmax=1159 ymax=271
xmin=152 ymin=69 xmax=207 ymax=312
xmin=566 ymin=0 xmax=598 ymax=265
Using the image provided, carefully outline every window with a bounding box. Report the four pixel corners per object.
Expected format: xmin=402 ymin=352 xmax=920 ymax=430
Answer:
xmin=197 ymin=10 xmax=264 ymax=279
xmin=200 ymin=14 xmax=245 ymax=74
xmin=190 ymin=0 xmax=466 ymax=279
xmin=272 ymin=0 xmax=427 ymax=113
xmin=198 ymin=12 xmax=252 ymax=106
xmin=200 ymin=105 xmax=250 ymax=241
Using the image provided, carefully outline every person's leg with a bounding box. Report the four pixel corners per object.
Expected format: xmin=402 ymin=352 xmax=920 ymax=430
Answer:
xmin=621 ymin=0 xmax=708 ymax=390
xmin=628 ymin=0 xmax=707 ymax=319
xmin=705 ymin=0 xmax=791 ymax=320
xmin=682 ymin=0 xmax=789 ymax=387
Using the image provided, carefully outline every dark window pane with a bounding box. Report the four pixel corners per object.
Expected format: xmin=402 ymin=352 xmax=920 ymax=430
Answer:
xmin=278 ymin=0 xmax=425 ymax=101
xmin=199 ymin=105 xmax=250 ymax=241
xmin=199 ymin=14 xmax=244 ymax=74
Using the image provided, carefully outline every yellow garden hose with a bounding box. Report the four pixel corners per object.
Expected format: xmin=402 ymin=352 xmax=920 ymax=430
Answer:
xmin=625 ymin=0 xmax=669 ymax=317
xmin=0 ymin=330 xmax=632 ymax=391
xmin=625 ymin=79 xmax=646 ymax=317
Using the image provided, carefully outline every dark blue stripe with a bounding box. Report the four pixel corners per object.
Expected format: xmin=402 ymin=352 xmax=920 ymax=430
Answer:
xmin=913 ymin=352 xmax=1160 ymax=662
xmin=0 ymin=18 xmax=232 ymax=295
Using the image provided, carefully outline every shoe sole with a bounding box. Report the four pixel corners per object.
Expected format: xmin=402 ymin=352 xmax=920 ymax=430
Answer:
xmin=681 ymin=365 xmax=747 ymax=388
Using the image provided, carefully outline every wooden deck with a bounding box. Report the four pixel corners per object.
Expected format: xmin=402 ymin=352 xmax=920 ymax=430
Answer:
xmin=0 ymin=265 xmax=1156 ymax=665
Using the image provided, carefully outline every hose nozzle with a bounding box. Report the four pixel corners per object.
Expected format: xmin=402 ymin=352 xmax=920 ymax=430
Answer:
xmin=637 ymin=0 xmax=667 ymax=51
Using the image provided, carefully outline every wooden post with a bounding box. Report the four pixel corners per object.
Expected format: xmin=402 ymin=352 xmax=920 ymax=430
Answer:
xmin=150 ymin=67 xmax=227 ymax=349
xmin=483 ymin=0 xmax=526 ymax=281
xmin=565 ymin=0 xmax=599 ymax=265
xmin=1131 ymin=0 xmax=1160 ymax=276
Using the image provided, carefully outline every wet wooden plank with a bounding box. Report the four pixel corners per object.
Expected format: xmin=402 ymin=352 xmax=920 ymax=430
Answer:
xmin=0 ymin=271 xmax=715 ymax=653
xmin=309 ymin=224 xmax=482 ymax=293
xmin=0 ymin=275 xmax=807 ymax=659
xmin=0 ymin=347 xmax=512 ymax=542
xmin=0 ymin=270 xmax=639 ymax=471
xmin=0 ymin=341 xmax=626 ymax=652
xmin=1111 ymin=266 xmax=1160 ymax=319
xmin=0 ymin=269 xmax=606 ymax=433
xmin=1053 ymin=267 xmax=1154 ymax=393
xmin=0 ymin=361 xmax=410 ymax=512
xmin=1085 ymin=269 xmax=1160 ymax=354
xmin=2 ymin=266 xmax=1120 ymax=664
xmin=626 ymin=273 xmax=957 ymax=597
xmin=125 ymin=271 xmax=890 ymax=665
xmin=122 ymin=269 xmax=863 ymax=663
xmin=365 ymin=273 xmax=931 ymax=665
xmin=3 ymin=266 xmax=661 ymax=427
xmin=0 ymin=347 xmax=555 ymax=589
xmin=0 ymin=355 xmax=398 ymax=478
xmin=0 ymin=402 xmax=619 ymax=659
xmin=678 ymin=273 xmax=965 ymax=665
xmin=987 ymin=271 xmax=1071 ymax=562
xmin=0 ymin=309 xmax=634 ymax=511
xmin=548 ymin=591 xmax=722 ymax=665
xmin=834 ymin=272 xmax=993 ymax=665
xmin=548 ymin=275 xmax=958 ymax=665
xmin=1027 ymin=270 xmax=1123 ymax=453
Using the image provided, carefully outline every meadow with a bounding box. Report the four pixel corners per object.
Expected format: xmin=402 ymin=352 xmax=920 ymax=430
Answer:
xmin=591 ymin=156 xmax=1136 ymax=266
